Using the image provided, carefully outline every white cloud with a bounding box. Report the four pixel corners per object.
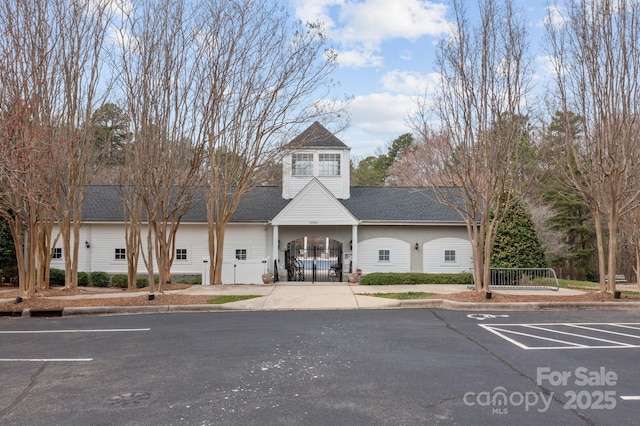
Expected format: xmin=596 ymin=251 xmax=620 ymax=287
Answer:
xmin=337 ymin=49 xmax=383 ymax=68
xmin=543 ymin=4 xmax=566 ymax=29
xmin=338 ymin=92 xmax=418 ymax=157
xmin=381 ymin=70 xmax=440 ymax=94
xmin=338 ymin=0 xmax=449 ymax=45
xmin=293 ymin=0 xmax=450 ymax=68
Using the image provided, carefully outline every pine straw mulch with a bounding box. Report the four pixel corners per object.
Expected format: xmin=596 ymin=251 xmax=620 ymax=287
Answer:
xmin=435 ymin=290 xmax=640 ymax=304
xmin=0 ymin=284 xmax=214 ymax=312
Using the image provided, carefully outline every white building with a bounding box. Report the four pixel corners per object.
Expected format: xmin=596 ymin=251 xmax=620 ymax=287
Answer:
xmin=50 ymin=122 xmax=473 ymax=283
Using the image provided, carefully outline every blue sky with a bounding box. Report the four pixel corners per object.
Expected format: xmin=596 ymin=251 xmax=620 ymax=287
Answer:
xmin=290 ymin=0 xmax=555 ymax=159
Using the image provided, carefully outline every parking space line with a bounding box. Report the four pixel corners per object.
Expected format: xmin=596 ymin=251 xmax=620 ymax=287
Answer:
xmin=479 ymin=322 xmax=640 ymax=350
xmin=0 ymin=358 xmax=93 ymax=362
xmin=483 ymin=325 xmax=588 ymax=349
xmin=521 ymin=324 xmax=636 ymax=347
xmin=0 ymin=328 xmax=150 ymax=334
xmin=0 ymin=328 xmax=150 ymax=362
xmin=565 ymin=324 xmax=640 ymax=340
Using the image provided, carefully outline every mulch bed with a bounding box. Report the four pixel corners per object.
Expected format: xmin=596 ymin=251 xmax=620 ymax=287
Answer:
xmin=0 ymin=283 xmax=211 ymax=312
xmin=438 ymin=291 xmax=638 ymax=303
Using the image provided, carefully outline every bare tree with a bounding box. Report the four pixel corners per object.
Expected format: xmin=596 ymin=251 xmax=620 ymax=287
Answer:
xmin=387 ymin=129 xmax=449 ymax=186
xmin=410 ymin=0 xmax=532 ymax=291
xmin=546 ymin=0 xmax=640 ymax=292
xmin=54 ymin=0 xmax=113 ymax=290
xmin=116 ymin=0 xmax=207 ymax=293
xmin=197 ymin=0 xmax=340 ymax=284
xmin=0 ymin=1 xmax=76 ymax=298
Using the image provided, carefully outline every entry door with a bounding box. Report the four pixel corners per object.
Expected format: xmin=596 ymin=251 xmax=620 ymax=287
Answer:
xmin=285 ymin=239 xmax=343 ymax=282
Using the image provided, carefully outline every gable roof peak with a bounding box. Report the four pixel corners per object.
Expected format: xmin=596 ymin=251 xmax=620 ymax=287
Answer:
xmin=286 ymin=121 xmax=349 ymax=149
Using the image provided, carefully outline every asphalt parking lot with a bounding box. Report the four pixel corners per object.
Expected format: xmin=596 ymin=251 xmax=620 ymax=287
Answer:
xmin=2 ymin=308 xmax=640 ymax=425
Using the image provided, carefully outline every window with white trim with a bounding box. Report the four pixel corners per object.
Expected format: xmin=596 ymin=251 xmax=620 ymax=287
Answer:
xmin=292 ymin=153 xmax=313 ymax=176
xmin=115 ymin=248 xmax=126 ymax=260
xmin=319 ymin=153 xmax=340 ymax=176
xmin=235 ymin=249 xmax=247 ymax=260
xmin=444 ymin=249 xmax=456 ymax=262
xmin=176 ymin=248 xmax=188 ymax=260
xmin=52 ymin=248 xmax=62 ymax=259
xmin=378 ymin=249 xmax=390 ymax=262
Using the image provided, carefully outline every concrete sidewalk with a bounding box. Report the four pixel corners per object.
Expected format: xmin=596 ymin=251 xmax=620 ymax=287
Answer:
xmin=173 ymin=282 xmax=588 ymax=311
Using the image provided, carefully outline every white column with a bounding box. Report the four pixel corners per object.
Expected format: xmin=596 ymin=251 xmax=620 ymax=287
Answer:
xmin=272 ymin=225 xmax=279 ymax=270
xmin=351 ymin=224 xmax=358 ymax=272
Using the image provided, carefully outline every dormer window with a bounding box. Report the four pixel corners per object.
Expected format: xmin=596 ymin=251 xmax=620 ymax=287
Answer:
xmin=319 ymin=153 xmax=340 ymax=176
xmin=292 ymin=153 xmax=313 ymax=176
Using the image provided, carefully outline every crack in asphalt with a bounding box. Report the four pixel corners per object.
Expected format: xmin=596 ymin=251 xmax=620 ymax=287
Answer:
xmin=429 ymin=309 xmax=596 ymax=426
xmin=0 ymin=362 xmax=47 ymax=419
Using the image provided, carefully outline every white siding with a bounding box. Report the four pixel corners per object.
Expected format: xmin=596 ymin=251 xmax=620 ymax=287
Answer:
xmin=357 ymin=237 xmax=410 ymax=274
xmin=273 ymin=179 xmax=357 ymax=226
xmin=282 ymin=149 xmax=350 ymax=199
xmin=423 ymin=237 xmax=473 ymax=273
xmin=50 ymin=222 xmax=272 ymax=284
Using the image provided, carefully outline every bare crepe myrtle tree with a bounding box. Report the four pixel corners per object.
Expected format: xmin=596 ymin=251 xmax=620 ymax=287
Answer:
xmin=410 ymin=0 xmax=532 ymax=291
xmin=54 ymin=0 xmax=113 ymax=290
xmin=0 ymin=0 xmax=111 ymax=297
xmin=116 ymin=0 xmax=208 ymax=293
xmin=546 ymin=0 xmax=640 ymax=292
xmin=197 ymin=0 xmax=341 ymax=284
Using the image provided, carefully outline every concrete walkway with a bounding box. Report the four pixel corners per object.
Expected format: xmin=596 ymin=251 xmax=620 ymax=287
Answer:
xmin=171 ymin=282 xmax=589 ymax=310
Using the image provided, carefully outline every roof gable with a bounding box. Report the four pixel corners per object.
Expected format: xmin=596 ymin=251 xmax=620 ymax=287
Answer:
xmin=272 ymin=178 xmax=357 ymax=225
xmin=285 ymin=121 xmax=349 ymax=149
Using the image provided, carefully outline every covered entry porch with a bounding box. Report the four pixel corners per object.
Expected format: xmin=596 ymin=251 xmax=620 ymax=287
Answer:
xmin=271 ymin=225 xmax=358 ymax=283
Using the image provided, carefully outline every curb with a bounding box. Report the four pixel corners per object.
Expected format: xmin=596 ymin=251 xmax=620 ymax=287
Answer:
xmin=399 ymin=299 xmax=640 ymax=311
xmin=2 ymin=300 xmax=640 ymax=318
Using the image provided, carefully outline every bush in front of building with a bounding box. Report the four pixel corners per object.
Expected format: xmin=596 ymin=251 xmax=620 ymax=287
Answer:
xmin=111 ymin=273 xmax=128 ymax=288
xmin=90 ymin=271 xmax=110 ymax=287
xmin=136 ymin=277 xmax=148 ymax=288
xmin=49 ymin=268 xmax=65 ymax=286
xmin=78 ymin=271 xmax=89 ymax=286
xmin=359 ymin=272 xmax=473 ymax=285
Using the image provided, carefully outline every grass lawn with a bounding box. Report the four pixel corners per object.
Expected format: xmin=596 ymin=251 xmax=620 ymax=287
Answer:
xmin=208 ymin=295 xmax=261 ymax=304
xmin=369 ymin=292 xmax=436 ymax=300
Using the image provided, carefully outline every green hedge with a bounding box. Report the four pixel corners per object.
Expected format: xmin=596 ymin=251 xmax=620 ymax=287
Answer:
xmin=49 ymin=268 xmax=65 ymax=286
xmin=90 ymin=271 xmax=110 ymax=287
xmin=111 ymin=273 xmax=128 ymax=288
xmin=359 ymin=272 xmax=473 ymax=285
xmin=77 ymin=271 xmax=89 ymax=286
xmin=136 ymin=277 xmax=148 ymax=288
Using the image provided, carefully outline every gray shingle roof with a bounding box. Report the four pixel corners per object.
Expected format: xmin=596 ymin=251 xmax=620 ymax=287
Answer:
xmin=285 ymin=121 xmax=349 ymax=149
xmin=341 ymin=187 xmax=463 ymax=222
xmin=81 ymin=185 xmax=463 ymax=224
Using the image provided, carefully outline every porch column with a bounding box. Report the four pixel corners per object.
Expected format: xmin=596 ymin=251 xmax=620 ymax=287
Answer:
xmin=351 ymin=224 xmax=358 ymax=272
xmin=272 ymin=225 xmax=279 ymax=271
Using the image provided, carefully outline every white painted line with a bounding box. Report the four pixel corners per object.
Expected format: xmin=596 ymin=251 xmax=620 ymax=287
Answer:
xmin=479 ymin=324 xmax=531 ymax=349
xmin=620 ymin=396 xmax=640 ymax=401
xmin=522 ymin=324 xmax=635 ymax=347
xmin=565 ymin=324 xmax=640 ymax=340
xmin=483 ymin=322 xmax=640 ymax=327
xmin=0 ymin=328 xmax=150 ymax=334
xmin=611 ymin=324 xmax=640 ymax=331
xmin=480 ymin=323 xmax=640 ymax=350
xmin=0 ymin=358 xmax=93 ymax=362
xmin=489 ymin=326 xmax=588 ymax=348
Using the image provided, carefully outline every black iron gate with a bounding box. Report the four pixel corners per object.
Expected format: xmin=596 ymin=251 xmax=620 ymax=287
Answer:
xmin=284 ymin=239 xmax=343 ymax=282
